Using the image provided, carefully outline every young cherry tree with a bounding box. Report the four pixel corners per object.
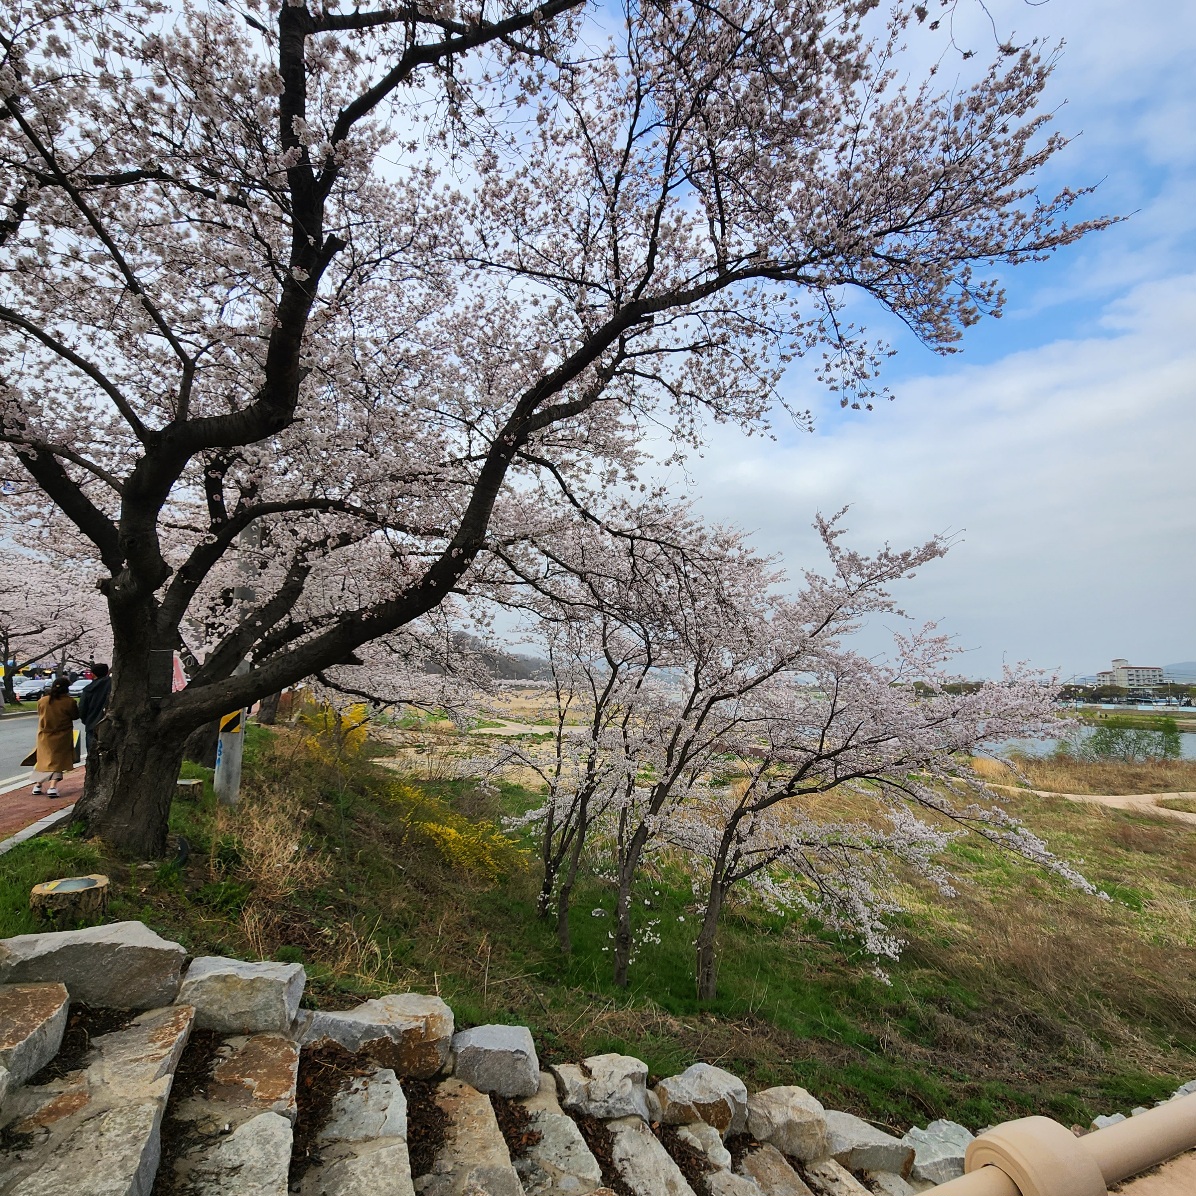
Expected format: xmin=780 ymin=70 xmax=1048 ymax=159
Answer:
xmin=663 ymin=631 xmax=1085 ymax=1000
xmin=0 ymin=0 xmax=1109 ymax=854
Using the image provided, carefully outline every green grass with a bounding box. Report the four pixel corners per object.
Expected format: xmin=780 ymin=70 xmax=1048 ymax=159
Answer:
xmin=1 ymin=725 xmax=1192 ymax=1133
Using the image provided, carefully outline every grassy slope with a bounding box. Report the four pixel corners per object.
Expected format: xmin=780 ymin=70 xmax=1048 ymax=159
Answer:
xmin=1 ymin=724 xmax=1193 ymax=1133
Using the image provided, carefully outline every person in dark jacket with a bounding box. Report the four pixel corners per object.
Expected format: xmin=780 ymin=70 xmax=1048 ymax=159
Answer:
xmin=77 ymin=663 xmax=111 ymax=758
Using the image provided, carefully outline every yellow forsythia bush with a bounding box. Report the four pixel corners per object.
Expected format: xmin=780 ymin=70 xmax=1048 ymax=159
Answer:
xmin=387 ymin=780 xmax=525 ymax=882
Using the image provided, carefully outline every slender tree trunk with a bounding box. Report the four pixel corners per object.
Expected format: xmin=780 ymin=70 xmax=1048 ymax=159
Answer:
xmin=256 ymin=690 xmax=281 ymax=725
xmin=555 ymin=804 xmax=589 ymax=955
xmin=613 ymin=868 xmax=634 ymax=987
xmin=695 ymin=876 xmax=727 ymax=1002
xmin=183 ymin=720 xmax=219 ymax=768
xmin=611 ymin=812 xmax=652 ymax=987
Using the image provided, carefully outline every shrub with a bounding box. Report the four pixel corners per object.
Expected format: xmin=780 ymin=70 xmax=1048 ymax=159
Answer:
xmin=1058 ymin=716 xmax=1182 ymax=763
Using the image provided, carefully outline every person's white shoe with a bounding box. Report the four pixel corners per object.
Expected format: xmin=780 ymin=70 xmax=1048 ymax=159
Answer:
xmin=31 ymin=785 xmax=43 ymax=795
xmin=46 ymin=787 xmax=59 ymax=797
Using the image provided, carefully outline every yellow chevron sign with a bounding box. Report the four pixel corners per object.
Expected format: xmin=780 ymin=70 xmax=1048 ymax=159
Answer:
xmin=219 ymin=710 xmax=243 ymax=734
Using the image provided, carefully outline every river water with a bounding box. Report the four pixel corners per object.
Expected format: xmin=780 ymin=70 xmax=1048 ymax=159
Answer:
xmin=995 ymin=720 xmax=1196 ymax=761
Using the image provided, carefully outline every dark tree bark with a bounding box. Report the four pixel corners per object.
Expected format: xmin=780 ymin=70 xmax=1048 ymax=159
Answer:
xmin=256 ymin=690 xmax=282 ymax=725
xmin=695 ymin=878 xmax=726 ymax=1002
xmin=182 ymin=720 xmax=219 ymax=768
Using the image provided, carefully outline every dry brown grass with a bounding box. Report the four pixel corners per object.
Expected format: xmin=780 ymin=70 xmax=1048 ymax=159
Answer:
xmin=971 ymin=754 xmax=1196 ymax=796
xmin=213 ymin=783 xmax=331 ymax=904
xmin=906 ymin=890 xmax=1196 ymax=1074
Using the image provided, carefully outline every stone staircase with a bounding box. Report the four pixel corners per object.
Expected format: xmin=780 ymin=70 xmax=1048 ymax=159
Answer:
xmin=1 ymin=922 xmax=1193 ymax=1196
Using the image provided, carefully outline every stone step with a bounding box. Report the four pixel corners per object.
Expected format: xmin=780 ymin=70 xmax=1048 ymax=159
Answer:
xmin=736 ymin=1143 xmax=815 ymax=1196
xmin=514 ymin=1071 xmax=604 ymax=1196
xmin=0 ymin=1003 xmax=194 ymax=1196
xmin=606 ymin=1115 xmax=697 ymax=1196
xmin=300 ymin=1066 xmax=414 ymax=1196
xmin=158 ymin=1030 xmax=301 ymax=1195
xmin=0 ymin=983 xmax=69 ymax=1090
xmin=0 ymin=923 xmax=186 ymax=1010
xmin=413 ymin=1077 xmax=524 ymax=1196
xmin=802 ymin=1159 xmax=872 ymax=1196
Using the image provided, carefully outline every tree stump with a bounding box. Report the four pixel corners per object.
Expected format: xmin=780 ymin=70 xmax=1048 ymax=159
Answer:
xmin=29 ymin=874 xmax=109 ymax=922
xmin=176 ymin=778 xmax=204 ymax=801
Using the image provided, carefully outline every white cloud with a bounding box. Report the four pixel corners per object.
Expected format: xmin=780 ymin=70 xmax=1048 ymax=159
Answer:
xmin=665 ymin=274 xmax=1196 ymax=678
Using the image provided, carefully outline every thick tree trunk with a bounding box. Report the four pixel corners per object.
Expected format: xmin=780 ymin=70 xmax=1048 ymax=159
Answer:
xmin=73 ymin=599 xmax=198 ymax=857
xmin=75 ymin=696 xmax=189 ymax=857
xmin=695 ymin=878 xmax=726 ymax=1002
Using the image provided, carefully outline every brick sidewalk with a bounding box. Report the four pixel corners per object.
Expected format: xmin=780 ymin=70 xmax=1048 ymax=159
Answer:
xmin=0 ymin=768 xmax=85 ymax=839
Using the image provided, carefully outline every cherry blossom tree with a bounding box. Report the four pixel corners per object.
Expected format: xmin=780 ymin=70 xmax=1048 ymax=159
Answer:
xmin=0 ymin=554 xmax=110 ymax=704
xmin=664 ymin=632 xmax=1086 ymax=1000
xmin=0 ymin=0 xmax=1109 ymax=854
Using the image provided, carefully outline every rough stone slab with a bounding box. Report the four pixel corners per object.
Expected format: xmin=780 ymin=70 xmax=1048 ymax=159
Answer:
xmin=1092 ymin=1112 xmax=1127 ymax=1130
xmin=745 ymin=1087 xmax=828 ymax=1163
xmin=413 ymin=1077 xmax=523 ymax=1196
xmin=303 ymin=1138 xmax=416 ymax=1196
xmin=552 ymin=1054 xmax=654 ymax=1122
xmin=515 ymin=1072 xmax=604 ymax=1196
xmin=737 ymin=1144 xmax=815 ymax=1196
xmin=5 ymin=1098 xmax=166 ymax=1196
xmin=0 ymin=982 xmax=69 ymax=1086
xmin=452 ymin=1024 xmax=539 ymax=1098
xmin=655 ymin=1063 xmax=747 ymax=1136
xmin=677 ymin=1120 xmax=731 ymax=1169
xmin=88 ymin=1004 xmax=195 ymax=1098
xmin=177 ymin=956 xmax=305 ymax=1034
xmin=606 ymin=1116 xmax=697 ymax=1196
xmin=1173 ymin=1079 xmax=1196 ymax=1099
xmin=298 ymin=993 xmax=454 ymax=1078
xmin=802 ymin=1159 xmax=872 ymax=1196
xmin=0 ymin=922 xmax=186 ymax=1009
xmin=319 ymin=1068 xmax=407 ymax=1144
xmin=206 ymin=1033 xmax=301 ymax=1123
xmin=12 ymin=1083 xmax=93 ymax=1145
xmin=185 ymin=1110 xmax=292 ymax=1196
xmin=708 ymin=1173 xmax=764 ymax=1196
xmin=864 ymin=1172 xmax=918 ymax=1196
xmin=824 ymin=1111 xmax=913 ymax=1177
xmin=901 ymin=1119 xmax=973 ymax=1184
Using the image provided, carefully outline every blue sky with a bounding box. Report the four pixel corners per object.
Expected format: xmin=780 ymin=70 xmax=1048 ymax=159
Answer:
xmin=665 ymin=0 xmax=1196 ymax=680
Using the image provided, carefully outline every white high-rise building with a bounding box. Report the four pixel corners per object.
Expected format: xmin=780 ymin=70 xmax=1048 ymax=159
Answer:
xmin=1095 ymin=658 xmax=1164 ymax=689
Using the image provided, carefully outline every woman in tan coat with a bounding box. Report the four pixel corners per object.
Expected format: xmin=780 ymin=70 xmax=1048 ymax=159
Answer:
xmin=32 ymin=678 xmax=79 ymax=798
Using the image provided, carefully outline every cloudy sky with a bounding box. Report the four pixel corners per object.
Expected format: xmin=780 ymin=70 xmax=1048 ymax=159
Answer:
xmin=660 ymin=0 xmax=1196 ymax=681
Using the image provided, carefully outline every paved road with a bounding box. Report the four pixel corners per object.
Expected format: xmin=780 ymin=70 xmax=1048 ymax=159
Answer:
xmin=0 ymin=715 xmax=39 ymax=783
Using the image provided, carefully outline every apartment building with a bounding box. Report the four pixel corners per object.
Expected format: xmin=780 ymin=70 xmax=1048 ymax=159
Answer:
xmin=1095 ymin=658 xmax=1165 ymax=690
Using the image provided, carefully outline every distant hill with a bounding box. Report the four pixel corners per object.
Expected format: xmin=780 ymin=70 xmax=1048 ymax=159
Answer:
xmin=1164 ymin=661 xmax=1196 ymax=682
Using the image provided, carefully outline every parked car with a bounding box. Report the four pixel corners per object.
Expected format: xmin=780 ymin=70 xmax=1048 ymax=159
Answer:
xmin=10 ymin=675 xmax=48 ymax=700
xmin=68 ymin=678 xmax=90 ymax=696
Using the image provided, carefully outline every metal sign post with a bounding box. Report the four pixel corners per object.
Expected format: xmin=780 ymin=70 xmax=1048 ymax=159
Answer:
xmin=213 ymin=707 xmax=246 ymax=806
